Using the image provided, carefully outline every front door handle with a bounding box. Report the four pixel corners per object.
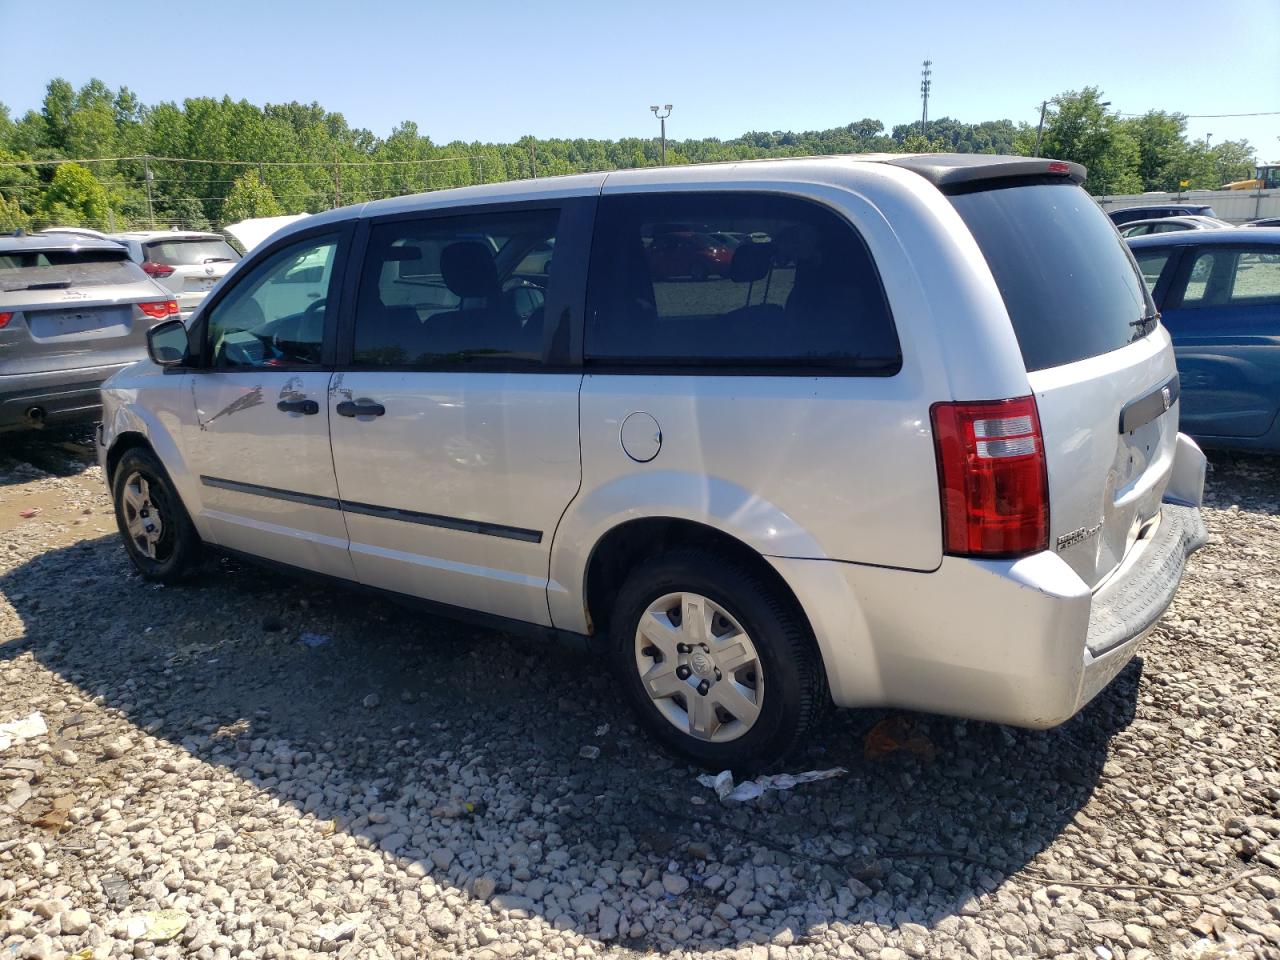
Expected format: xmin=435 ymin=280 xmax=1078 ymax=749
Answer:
xmin=336 ymin=399 xmax=386 ymax=418
xmin=277 ymin=398 xmax=319 ymax=415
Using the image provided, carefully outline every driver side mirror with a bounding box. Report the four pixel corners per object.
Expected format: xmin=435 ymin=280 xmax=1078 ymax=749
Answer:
xmin=147 ymin=318 xmax=190 ymax=367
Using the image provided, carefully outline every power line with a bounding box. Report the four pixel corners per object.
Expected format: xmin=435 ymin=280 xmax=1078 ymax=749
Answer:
xmin=1115 ymin=110 xmax=1280 ymax=119
xmin=0 ymin=153 xmax=493 ymax=169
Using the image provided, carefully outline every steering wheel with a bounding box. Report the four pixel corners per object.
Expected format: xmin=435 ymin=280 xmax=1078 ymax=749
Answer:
xmin=303 ymin=296 xmax=327 ymax=321
xmin=272 ymin=297 xmax=327 ymax=360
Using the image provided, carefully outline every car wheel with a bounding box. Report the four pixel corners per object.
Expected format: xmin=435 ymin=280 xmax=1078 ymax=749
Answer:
xmin=112 ymin=447 xmax=201 ymax=583
xmin=609 ymin=548 xmax=827 ymax=771
xmin=689 ymin=261 xmax=709 ymax=282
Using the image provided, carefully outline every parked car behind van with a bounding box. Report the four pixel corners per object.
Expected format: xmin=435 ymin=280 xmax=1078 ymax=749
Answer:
xmin=109 ymin=230 xmax=242 ymax=320
xmin=97 ymin=155 xmax=1207 ymax=768
xmin=1109 ymin=203 xmax=1219 ymax=226
xmin=1128 ymin=227 xmax=1280 ymax=452
xmin=1 ymin=235 xmax=179 ymax=432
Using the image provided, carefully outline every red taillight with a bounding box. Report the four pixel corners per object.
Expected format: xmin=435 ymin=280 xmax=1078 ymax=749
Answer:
xmin=141 ymin=260 xmax=175 ymax=279
xmin=138 ymin=300 xmax=178 ymax=319
xmin=1047 ymin=161 xmax=1070 ymax=174
xmin=931 ymin=396 xmax=1049 ymax=557
xmin=0 ymin=312 xmax=11 ymax=329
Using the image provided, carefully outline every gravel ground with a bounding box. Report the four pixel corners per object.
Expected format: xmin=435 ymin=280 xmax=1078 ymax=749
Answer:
xmin=0 ymin=431 xmax=1277 ymax=960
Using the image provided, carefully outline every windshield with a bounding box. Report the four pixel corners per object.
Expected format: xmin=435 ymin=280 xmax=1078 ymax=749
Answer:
xmin=144 ymin=238 xmax=241 ymax=266
xmin=949 ymin=182 xmax=1156 ymax=373
xmin=0 ymin=252 xmax=148 ymax=292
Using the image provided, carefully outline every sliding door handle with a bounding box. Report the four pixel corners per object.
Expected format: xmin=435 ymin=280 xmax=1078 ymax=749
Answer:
xmin=336 ymin=399 xmax=386 ymax=418
xmin=277 ymin=398 xmax=319 ymax=415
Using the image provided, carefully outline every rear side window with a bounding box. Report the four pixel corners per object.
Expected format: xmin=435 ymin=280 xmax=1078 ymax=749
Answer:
xmin=585 ymin=192 xmax=899 ymax=373
xmin=144 ymin=238 xmax=241 ymax=266
xmin=1179 ymin=247 xmax=1280 ymax=308
xmin=352 ymin=209 xmax=560 ymax=368
xmin=949 ymin=183 xmax=1153 ymax=372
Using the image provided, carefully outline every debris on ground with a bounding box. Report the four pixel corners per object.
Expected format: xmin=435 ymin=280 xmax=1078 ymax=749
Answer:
xmin=0 ymin=711 xmax=47 ymax=751
xmin=697 ymin=766 xmax=847 ymax=802
xmin=31 ymin=794 xmax=74 ymax=831
xmin=863 ymin=715 xmax=937 ymax=762
xmin=123 ymin=910 xmax=188 ymax=942
xmin=316 ymin=920 xmax=358 ymax=943
xmin=17 ymin=507 xmax=41 ymax=519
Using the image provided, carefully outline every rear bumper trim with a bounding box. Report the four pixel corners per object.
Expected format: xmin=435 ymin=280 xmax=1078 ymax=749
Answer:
xmin=1085 ymin=502 xmax=1207 ymax=656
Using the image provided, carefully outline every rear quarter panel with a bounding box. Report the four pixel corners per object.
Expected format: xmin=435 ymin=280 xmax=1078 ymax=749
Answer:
xmin=548 ymin=164 xmax=1034 ymax=633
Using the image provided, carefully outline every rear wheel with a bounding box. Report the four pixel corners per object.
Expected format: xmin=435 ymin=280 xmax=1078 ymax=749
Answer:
xmin=111 ymin=447 xmax=200 ymax=582
xmin=609 ymin=548 xmax=826 ymax=771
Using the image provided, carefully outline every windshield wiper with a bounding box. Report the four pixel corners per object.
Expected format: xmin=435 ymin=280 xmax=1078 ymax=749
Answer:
xmin=202 ymin=257 xmax=235 ymax=264
xmin=7 ymin=279 xmax=73 ymax=291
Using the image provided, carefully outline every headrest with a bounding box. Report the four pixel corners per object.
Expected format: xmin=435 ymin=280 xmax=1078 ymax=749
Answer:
xmin=440 ymin=241 xmax=498 ymax=298
xmin=730 ymin=241 xmax=774 ymax=283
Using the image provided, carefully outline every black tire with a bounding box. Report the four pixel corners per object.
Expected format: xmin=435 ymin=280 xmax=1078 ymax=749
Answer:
xmin=609 ymin=548 xmax=827 ymax=772
xmin=111 ymin=446 xmax=201 ymax=583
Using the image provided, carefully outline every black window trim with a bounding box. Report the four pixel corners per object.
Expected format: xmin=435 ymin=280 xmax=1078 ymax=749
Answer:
xmin=333 ymin=196 xmax=597 ymax=373
xmin=1132 ymin=245 xmax=1188 ymax=310
xmin=181 ymin=221 xmax=354 ymax=373
xmin=582 ymin=188 xmax=902 ymax=378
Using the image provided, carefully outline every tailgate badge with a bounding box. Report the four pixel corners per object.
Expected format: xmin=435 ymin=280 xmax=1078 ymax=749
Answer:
xmin=1161 ymin=386 xmax=1172 ymax=411
xmin=1057 ymin=521 xmax=1102 ymax=551
xmin=205 ymin=265 xmax=215 ymax=275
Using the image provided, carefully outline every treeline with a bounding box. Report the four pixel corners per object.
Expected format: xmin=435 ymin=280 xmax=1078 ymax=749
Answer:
xmin=0 ymin=79 xmax=1257 ymax=233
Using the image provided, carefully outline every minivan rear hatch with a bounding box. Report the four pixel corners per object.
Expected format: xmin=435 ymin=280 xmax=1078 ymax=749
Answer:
xmin=945 ymin=174 xmax=1178 ymax=591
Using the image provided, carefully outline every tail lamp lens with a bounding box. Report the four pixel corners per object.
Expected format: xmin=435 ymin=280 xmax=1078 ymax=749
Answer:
xmin=931 ymin=396 xmax=1049 ymax=557
xmin=139 ymin=300 xmax=179 ymax=319
xmin=141 ymin=260 xmax=175 ymax=279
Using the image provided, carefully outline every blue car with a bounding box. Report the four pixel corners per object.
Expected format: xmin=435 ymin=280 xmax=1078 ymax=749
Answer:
xmin=1127 ymin=228 xmax=1280 ymax=452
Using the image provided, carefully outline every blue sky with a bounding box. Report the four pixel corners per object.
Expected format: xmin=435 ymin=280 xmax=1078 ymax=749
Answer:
xmin=1 ymin=0 xmax=1276 ymax=158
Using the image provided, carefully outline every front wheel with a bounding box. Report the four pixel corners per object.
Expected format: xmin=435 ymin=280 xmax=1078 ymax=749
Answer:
xmin=609 ymin=548 xmax=827 ymax=771
xmin=112 ymin=447 xmax=201 ymax=582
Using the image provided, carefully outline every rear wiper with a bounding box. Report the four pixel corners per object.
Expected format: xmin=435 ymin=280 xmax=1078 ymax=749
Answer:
xmin=1130 ymin=311 xmax=1159 ymax=330
xmin=202 ymin=257 xmax=235 ymax=264
xmin=7 ymin=280 xmax=73 ymax=291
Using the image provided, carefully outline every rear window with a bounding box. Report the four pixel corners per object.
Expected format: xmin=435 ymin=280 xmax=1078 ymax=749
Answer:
xmin=949 ymin=183 xmax=1154 ymax=372
xmin=0 ymin=250 xmax=147 ymax=291
xmin=144 ymin=238 xmax=241 ymax=266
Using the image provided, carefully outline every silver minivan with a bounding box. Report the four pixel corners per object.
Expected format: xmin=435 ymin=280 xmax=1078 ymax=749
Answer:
xmin=97 ymin=155 xmax=1207 ymax=768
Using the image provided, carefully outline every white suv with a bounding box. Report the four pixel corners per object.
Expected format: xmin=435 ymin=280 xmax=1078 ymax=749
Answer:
xmin=97 ymin=155 xmax=1207 ymax=769
xmin=109 ymin=231 xmax=242 ymax=319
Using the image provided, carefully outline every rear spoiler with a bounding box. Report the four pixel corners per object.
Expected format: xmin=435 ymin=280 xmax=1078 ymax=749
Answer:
xmin=887 ymin=154 xmax=1087 ymax=190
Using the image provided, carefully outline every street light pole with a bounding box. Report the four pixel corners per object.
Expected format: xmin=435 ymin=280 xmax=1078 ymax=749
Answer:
xmin=650 ymin=104 xmax=672 ymax=165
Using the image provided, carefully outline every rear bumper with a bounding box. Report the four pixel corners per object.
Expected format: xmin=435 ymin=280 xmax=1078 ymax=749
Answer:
xmin=0 ymin=363 xmax=132 ymax=431
xmin=771 ymin=433 xmax=1209 ymax=728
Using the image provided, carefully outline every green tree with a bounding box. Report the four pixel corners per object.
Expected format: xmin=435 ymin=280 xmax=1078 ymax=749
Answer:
xmin=1124 ymin=111 xmax=1189 ymax=192
xmin=1035 ymin=88 xmax=1142 ymax=195
xmin=221 ymin=170 xmax=283 ymax=223
xmin=37 ymin=162 xmax=116 ymax=227
xmin=0 ymin=193 xmax=30 ymax=233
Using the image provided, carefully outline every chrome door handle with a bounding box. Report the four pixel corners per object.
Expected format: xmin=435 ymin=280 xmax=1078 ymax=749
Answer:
xmin=277 ymin=399 xmax=319 ymax=415
xmin=336 ymin=400 xmax=386 ymax=418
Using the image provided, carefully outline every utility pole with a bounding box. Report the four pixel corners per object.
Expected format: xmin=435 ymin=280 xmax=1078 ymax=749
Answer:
xmin=920 ymin=60 xmax=932 ymax=140
xmin=333 ymin=149 xmax=341 ymax=208
xmin=529 ymin=139 xmax=537 ymax=178
xmin=143 ymin=155 xmax=155 ymax=228
xmin=650 ymin=104 xmax=672 ymax=165
xmin=1034 ymin=101 xmax=1049 ymax=155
